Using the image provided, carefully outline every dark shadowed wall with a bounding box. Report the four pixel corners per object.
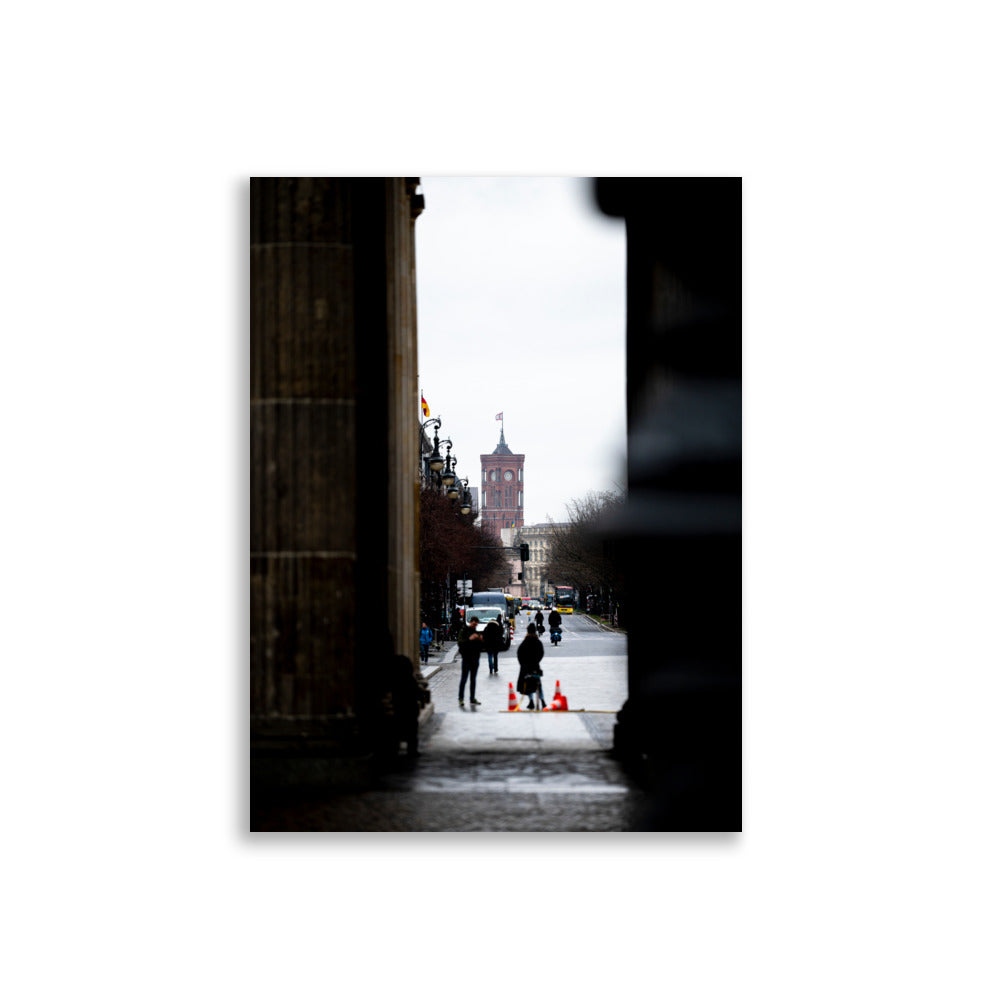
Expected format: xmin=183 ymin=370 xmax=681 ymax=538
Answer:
xmin=597 ymin=178 xmax=742 ymax=831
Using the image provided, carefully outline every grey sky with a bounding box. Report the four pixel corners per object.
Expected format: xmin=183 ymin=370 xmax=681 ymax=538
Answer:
xmin=415 ymin=177 xmax=627 ymax=525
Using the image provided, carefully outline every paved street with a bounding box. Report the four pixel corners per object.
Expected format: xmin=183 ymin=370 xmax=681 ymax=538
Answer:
xmin=423 ymin=611 xmax=628 ymax=747
xmin=252 ymin=614 xmax=656 ymax=831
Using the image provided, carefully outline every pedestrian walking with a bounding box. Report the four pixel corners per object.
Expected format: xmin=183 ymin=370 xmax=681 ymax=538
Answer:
xmin=516 ymin=623 xmax=546 ymax=710
xmin=457 ymin=616 xmax=484 ymax=707
xmin=419 ymin=622 xmax=433 ymax=664
xmin=481 ymin=616 xmax=503 ymax=675
xmin=450 ymin=606 xmax=463 ymax=641
xmin=534 ymin=609 xmax=544 ymax=630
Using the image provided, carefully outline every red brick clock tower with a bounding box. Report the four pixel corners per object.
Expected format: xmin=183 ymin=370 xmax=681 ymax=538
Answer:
xmin=479 ymin=425 xmax=524 ymax=539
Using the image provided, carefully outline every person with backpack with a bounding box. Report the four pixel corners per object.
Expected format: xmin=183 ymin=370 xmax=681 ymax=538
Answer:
xmin=516 ymin=623 xmax=546 ymax=710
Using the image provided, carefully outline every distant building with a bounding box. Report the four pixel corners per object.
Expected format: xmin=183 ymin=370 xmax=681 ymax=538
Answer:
xmin=479 ymin=427 xmax=524 ymax=538
xmin=502 ymin=521 xmax=567 ymax=600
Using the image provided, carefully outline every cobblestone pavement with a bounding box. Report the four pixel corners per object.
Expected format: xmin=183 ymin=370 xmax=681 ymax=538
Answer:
xmin=252 ymin=617 xmax=653 ymax=831
xmin=252 ymin=750 xmax=647 ymax=832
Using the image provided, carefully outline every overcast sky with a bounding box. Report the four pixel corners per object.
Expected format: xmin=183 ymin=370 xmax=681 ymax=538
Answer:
xmin=415 ymin=176 xmax=627 ymax=526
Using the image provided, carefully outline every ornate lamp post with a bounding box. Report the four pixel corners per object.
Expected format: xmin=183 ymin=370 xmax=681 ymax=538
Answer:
xmin=440 ymin=441 xmax=456 ymax=488
xmin=421 ymin=417 xmax=445 ymax=475
xmin=458 ymin=477 xmax=471 ymax=515
xmin=445 ymin=463 xmax=461 ymax=501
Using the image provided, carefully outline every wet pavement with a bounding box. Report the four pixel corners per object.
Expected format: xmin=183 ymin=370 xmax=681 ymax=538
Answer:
xmin=251 ymin=615 xmax=655 ymax=831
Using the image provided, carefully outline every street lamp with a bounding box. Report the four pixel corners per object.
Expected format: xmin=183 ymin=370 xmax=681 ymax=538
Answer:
xmin=422 ymin=417 xmax=445 ymax=473
xmin=440 ymin=442 xmax=456 ymax=487
xmin=457 ymin=477 xmax=471 ymax=514
xmin=446 ymin=464 xmax=461 ymax=500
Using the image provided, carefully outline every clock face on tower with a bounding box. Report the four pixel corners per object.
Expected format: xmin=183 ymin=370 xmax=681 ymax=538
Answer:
xmin=503 ymin=470 xmax=513 ymax=482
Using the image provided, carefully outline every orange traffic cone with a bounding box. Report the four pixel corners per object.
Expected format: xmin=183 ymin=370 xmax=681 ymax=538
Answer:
xmin=508 ymin=682 xmax=519 ymax=711
xmin=549 ymin=681 xmax=565 ymax=711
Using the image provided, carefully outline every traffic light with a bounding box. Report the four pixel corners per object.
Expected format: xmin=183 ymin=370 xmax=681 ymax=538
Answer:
xmin=520 ymin=542 xmax=529 ymax=561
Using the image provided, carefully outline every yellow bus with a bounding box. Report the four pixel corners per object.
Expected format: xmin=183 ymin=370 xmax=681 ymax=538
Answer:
xmin=503 ymin=593 xmax=518 ymax=626
xmin=553 ymin=586 xmax=574 ymax=614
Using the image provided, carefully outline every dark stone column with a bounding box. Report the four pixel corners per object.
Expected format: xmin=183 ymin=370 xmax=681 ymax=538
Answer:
xmin=596 ymin=178 xmax=742 ymax=831
xmin=250 ymin=178 xmax=424 ymax=789
xmin=251 ymin=179 xmax=359 ymax=748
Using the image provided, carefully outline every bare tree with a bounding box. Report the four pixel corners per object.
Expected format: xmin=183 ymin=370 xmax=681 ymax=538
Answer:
xmin=542 ymin=489 xmax=626 ymax=622
xmin=419 ymin=486 xmax=509 ymax=624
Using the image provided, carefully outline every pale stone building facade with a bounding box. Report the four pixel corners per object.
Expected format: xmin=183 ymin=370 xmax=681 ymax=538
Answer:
xmin=499 ymin=522 xmax=567 ymax=601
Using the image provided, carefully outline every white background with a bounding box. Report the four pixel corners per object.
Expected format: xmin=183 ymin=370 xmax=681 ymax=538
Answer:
xmin=2 ymin=2 xmax=998 ymax=998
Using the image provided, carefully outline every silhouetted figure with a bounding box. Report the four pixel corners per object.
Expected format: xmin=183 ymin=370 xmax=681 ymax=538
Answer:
xmin=516 ymin=623 xmax=546 ymax=710
xmin=457 ymin=616 xmax=483 ymax=707
xmin=547 ymin=609 xmax=562 ymax=644
xmin=482 ymin=617 xmax=503 ymax=675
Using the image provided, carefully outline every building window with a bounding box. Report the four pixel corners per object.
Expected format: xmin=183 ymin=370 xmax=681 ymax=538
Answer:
xmin=518 ymin=469 xmax=522 ymax=482
xmin=518 ymin=491 xmax=522 ymax=507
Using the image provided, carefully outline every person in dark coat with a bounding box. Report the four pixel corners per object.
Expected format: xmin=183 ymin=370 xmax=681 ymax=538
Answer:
xmin=533 ymin=609 xmax=545 ymax=632
xmin=481 ymin=616 xmax=503 ymax=675
xmin=457 ymin=616 xmax=484 ymax=707
xmin=516 ymin=623 xmax=546 ymax=710
xmin=548 ymin=608 xmax=562 ymax=645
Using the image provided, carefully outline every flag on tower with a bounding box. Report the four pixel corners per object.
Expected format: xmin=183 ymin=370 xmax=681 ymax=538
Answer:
xmin=421 ymin=394 xmax=430 ymax=418
xmin=495 ymin=412 xmax=503 ymax=421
